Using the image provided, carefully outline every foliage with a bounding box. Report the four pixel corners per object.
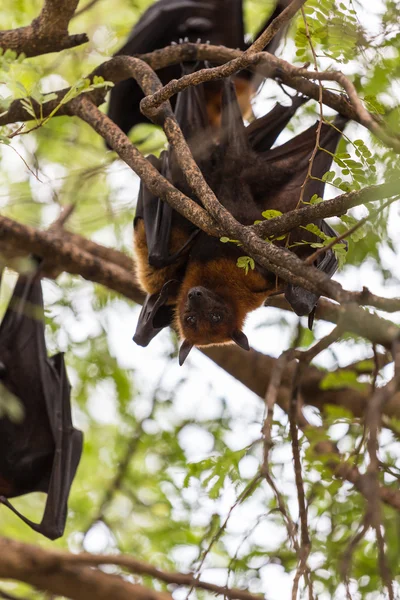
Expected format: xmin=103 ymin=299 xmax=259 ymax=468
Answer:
xmin=0 ymin=1 xmax=400 ymax=600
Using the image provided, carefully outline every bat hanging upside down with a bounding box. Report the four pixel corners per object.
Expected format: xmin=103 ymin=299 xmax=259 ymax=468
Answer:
xmin=0 ymin=269 xmax=83 ymax=539
xmin=132 ymin=74 xmax=347 ymax=365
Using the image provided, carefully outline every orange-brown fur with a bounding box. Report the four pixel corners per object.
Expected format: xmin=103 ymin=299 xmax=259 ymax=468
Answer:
xmin=174 ymin=258 xmax=274 ymax=346
xmin=134 ymin=219 xmax=191 ymax=297
xmin=205 ymin=77 xmax=254 ymax=128
xmin=0 ymin=474 xmax=12 ymax=495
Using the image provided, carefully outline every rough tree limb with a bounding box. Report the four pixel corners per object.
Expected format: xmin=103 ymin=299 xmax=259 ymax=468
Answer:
xmin=0 ymin=536 xmax=263 ymax=600
xmin=253 ymin=181 xmax=399 ymax=239
xmin=0 ymin=536 xmax=171 ymax=600
xmin=0 ymin=0 xmax=88 ymax=57
xmin=0 ymin=215 xmax=144 ymax=304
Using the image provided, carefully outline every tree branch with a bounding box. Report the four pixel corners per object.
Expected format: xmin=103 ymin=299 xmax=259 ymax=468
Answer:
xmin=0 ymin=537 xmax=263 ymax=600
xmin=0 ymin=537 xmax=171 ymax=600
xmin=0 ymin=0 xmax=88 ymax=57
xmin=0 ymin=215 xmax=144 ymax=304
xmin=252 ymin=181 xmax=399 ymax=239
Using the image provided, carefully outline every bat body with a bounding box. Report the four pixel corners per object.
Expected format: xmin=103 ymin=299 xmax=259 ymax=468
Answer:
xmin=0 ymin=270 xmax=83 ymax=539
xmin=133 ymin=76 xmax=347 ymax=363
xmin=108 ymin=0 xmax=292 ymax=135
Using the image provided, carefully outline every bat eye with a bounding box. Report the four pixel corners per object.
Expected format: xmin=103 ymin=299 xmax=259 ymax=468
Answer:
xmin=210 ymin=313 xmax=222 ymax=323
xmin=186 ymin=315 xmax=197 ymax=326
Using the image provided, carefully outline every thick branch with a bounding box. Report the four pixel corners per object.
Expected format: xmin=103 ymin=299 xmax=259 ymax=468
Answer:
xmin=0 ymin=48 xmax=351 ymax=126
xmin=0 ymin=215 xmax=144 ymax=304
xmin=0 ymin=537 xmax=262 ymax=600
xmin=0 ymin=0 xmax=88 ymax=57
xmin=63 ymin=554 xmax=262 ymax=600
xmin=202 ymin=345 xmax=400 ymax=422
xmin=0 ymin=538 xmax=170 ymax=600
xmin=2 ymin=36 xmax=398 ymax=149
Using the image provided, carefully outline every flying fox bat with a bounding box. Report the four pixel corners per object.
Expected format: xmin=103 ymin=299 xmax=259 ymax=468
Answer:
xmin=108 ymin=0 xmax=292 ymax=135
xmin=0 ymin=270 xmax=83 ymax=539
xmin=133 ymin=74 xmax=347 ymax=363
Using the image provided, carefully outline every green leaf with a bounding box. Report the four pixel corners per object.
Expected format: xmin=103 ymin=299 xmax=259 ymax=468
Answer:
xmin=261 ymin=209 xmax=283 ymax=220
xmin=237 ymin=256 xmax=255 ymax=275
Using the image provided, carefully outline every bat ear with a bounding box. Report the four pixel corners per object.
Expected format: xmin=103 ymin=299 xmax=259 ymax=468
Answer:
xmin=231 ymin=330 xmax=250 ymax=352
xmin=179 ymin=339 xmax=193 ymax=366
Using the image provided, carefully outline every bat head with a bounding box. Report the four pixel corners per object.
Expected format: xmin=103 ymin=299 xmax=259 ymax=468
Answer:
xmin=177 ymin=286 xmax=249 ymax=365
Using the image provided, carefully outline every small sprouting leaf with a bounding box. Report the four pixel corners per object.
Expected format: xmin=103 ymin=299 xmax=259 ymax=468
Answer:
xmin=310 ymin=194 xmax=323 ymax=205
xmin=220 ymin=237 xmax=242 ymax=246
xmin=322 ymin=170 xmax=335 ymax=182
xmin=43 ymin=92 xmax=57 ymax=103
xmin=301 ymin=223 xmax=330 ymax=240
xmin=237 ymin=256 xmax=255 ymax=275
xmin=333 ymin=244 xmax=347 ymax=268
xmin=261 ymin=209 xmax=283 ymax=220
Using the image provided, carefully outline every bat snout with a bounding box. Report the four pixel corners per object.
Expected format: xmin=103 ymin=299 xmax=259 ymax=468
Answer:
xmin=187 ymin=287 xmax=205 ymax=309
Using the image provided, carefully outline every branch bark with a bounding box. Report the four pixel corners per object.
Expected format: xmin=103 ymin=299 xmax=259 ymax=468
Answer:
xmin=0 ymin=537 xmax=171 ymax=600
xmin=0 ymin=0 xmax=88 ymax=57
xmin=0 ymin=537 xmax=262 ymax=600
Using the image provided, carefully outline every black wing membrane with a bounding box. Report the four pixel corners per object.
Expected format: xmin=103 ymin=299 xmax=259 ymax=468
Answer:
xmin=133 ymin=279 xmax=180 ymax=347
xmin=247 ymin=95 xmax=309 ymax=153
xmin=135 ymin=67 xmax=208 ymax=270
xmin=134 ymin=153 xmax=174 ymax=269
xmin=133 ymin=75 xmax=209 ymax=347
xmin=0 ymin=271 xmax=83 ymax=540
xmin=244 ymin=113 xmax=348 ymax=316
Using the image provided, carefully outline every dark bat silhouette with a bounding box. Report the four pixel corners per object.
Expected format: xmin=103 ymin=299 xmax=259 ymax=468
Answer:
xmin=133 ymin=74 xmax=347 ymax=360
xmin=0 ymin=269 xmax=83 ymax=539
xmin=108 ymin=0 xmax=292 ymax=136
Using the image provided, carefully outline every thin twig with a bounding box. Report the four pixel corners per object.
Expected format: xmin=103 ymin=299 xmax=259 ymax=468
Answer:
xmin=289 ymin=378 xmax=312 ymax=600
xmin=73 ymin=0 xmax=104 ymax=18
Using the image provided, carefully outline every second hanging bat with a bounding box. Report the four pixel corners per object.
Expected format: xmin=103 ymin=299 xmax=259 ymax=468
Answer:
xmin=0 ymin=269 xmax=83 ymax=539
xmin=108 ymin=0 xmax=293 ymax=135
